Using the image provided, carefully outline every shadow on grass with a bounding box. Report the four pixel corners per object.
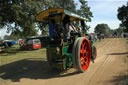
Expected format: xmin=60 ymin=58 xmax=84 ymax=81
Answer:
xmin=0 ymin=58 xmax=79 ymax=82
xmin=0 ymin=48 xmax=40 ymax=56
xmin=107 ymin=52 xmax=128 ymax=55
xmin=0 ymin=49 xmax=27 ymax=56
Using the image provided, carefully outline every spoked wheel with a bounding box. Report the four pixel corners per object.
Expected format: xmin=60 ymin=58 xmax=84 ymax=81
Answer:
xmin=72 ymin=37 xmax=91 ymax=72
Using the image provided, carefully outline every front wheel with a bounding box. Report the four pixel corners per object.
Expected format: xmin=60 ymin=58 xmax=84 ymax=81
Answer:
xmin=72 ymin=37 xmax=91 ymax=72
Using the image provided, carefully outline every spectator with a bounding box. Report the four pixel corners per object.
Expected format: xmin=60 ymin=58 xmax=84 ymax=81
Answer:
xmin=98 ymin=33 xmax=101 ymax=41
xmin=19 ymin=40 xmax=24 ymax=47
xmin=94 ymin=34 xmax=97 ymax=42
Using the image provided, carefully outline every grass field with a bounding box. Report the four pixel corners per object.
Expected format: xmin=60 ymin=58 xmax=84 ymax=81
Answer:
xmin=0 ymin=45 xmax=46 ymax=66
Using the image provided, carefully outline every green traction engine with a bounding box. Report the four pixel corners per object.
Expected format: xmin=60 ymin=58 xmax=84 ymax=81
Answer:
xmin=36 ymin=8 xmax=97 ymax=72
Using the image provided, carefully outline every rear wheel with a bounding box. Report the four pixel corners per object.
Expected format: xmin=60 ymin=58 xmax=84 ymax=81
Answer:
xmin=93 ymin=46 xmax=97 ymax=60
xmin=72 ymin=37 xmax=91 ymax=72
xmin=91 ymin=46 xmax=97 ymax=63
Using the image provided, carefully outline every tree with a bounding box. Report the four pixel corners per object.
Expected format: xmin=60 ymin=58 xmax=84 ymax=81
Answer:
xmin=41 ymin=0 xmax=77 ymax=12
xmin=0 ymin=0 xmax=93 ymax=36
xmin=94 ymin=24 xmax=111 ymax=35
xmin=114 ymin=27 xmax=124 ymax=33
xmin=117 ymin=2 xmax=128 ymax=32
xmin=55 ymin=0 xmax=77 ymax=12
xmin=0 ymin=0 xmax=43 ymax=38
xmin=76 ymin=0 xmax=93 ymax=33
xmin=78 ymin=0 xmax=93 ymax=22
xmin=3 ymin=35 xmax=10 ymax=40
xmin=0 ymin=36 xmax=1 ymax=40
xmin=4 ymin=34 xmax=19 ymax=40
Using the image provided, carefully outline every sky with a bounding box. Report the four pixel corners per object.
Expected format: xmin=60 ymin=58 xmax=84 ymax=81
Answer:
xmin=0 ymin=0 xmax=128 ymax=39
xmin=75 ymin=0 xmax=127 ymax=33
xmin=0 ymin=28 xmax=9 ymax=39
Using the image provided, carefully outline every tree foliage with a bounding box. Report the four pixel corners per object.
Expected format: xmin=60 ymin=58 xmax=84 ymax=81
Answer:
xmin=114 ymin=27 xmax=124 ymax=33
xmin=0 ymin=36 xmax=1 ymax=40
xmin=0 ymin=0 xmax=93 ymax=37
xmin=94 ymin=24 xmax=110 ymax=35
xmin=117 ymin=2 xmax=128 ymax=32
xmin=53 ymin=0 xmax=77 ymax=12
xmin=0 ymin=0 xmax=42 ymax=38
xmin=78 ymin=0 xmax=93 ymax=22
xmin=76 ymin=0 xmax=93 ymax=32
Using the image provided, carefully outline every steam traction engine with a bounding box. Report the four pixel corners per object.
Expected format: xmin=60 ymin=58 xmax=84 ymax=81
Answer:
xmin=36 ymin=8 xmax=97 ymax=72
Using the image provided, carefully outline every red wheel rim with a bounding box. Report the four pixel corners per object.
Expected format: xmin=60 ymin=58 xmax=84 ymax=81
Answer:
xmin=79 ymin=39 xmax=91 ymax=71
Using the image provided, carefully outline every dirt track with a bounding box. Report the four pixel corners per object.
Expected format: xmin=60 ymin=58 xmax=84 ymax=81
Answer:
xmin=0 ymin=38 xmax=128 ymax=85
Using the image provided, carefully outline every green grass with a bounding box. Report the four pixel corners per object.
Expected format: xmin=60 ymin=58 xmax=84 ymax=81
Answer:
xmin=0 ymin=45 xmax=46 ymax=66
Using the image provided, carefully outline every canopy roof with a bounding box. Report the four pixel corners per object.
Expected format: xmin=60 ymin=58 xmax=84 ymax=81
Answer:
xmin=36 ymin=8 xmax=87 ymax=22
